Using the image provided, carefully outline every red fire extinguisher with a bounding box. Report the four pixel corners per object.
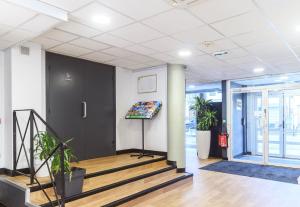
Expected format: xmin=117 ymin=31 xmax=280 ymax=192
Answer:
xmin=218 ymin=132 xmax=228 ymax=148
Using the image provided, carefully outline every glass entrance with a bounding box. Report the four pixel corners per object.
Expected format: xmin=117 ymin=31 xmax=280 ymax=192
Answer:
xmin=268 ymin=89 xmax=300 ymax=165
xmin=231 ymin=91 xmax=264 ymax=163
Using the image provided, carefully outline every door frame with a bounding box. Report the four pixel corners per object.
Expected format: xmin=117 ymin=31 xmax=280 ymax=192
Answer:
xmin=228 ymin=81 xmax=300 ymax=167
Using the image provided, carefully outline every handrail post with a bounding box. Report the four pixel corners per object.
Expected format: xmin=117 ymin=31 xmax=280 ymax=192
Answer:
xmin=60 ymin=143 xmax=65 ymax=207
xmin=30 ymin=110 xmax=34 ymax=185
xmin=13 ymin=111 xmax=17 ymax=175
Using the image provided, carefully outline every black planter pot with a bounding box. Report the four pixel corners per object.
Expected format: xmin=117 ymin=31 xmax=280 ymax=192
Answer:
xmin=54 ymin=167 xmax=86 ymax=197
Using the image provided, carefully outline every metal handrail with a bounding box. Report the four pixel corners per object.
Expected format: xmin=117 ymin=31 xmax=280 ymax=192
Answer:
xmin=13 ymin=109 xmax=66 ymax=207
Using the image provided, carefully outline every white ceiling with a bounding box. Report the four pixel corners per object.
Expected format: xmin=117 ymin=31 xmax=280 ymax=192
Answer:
xmin=1 ymin=0 xmax=300 ymax=83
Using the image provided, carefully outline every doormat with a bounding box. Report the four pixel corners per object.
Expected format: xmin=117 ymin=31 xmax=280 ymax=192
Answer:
xmin=200 ymin=161 xmax=300 ymax=184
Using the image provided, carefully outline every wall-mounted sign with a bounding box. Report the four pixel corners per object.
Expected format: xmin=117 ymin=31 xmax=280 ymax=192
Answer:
xmin=137 ymin=74 xmax=157 ymax=93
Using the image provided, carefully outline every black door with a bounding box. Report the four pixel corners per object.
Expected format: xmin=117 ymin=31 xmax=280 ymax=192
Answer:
xmin=83 ymin=61 xmax=116 ymax=159
xmin=46 ymin=52 xmax=116 ymax=161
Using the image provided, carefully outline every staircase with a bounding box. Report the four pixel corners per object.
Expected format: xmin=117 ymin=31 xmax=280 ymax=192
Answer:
xmin=28 ymin=156 xmax=192 ymax=207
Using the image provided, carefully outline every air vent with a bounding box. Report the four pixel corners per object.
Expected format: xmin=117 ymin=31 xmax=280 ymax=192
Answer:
xmin=213 ymin=50 xmax=228 ymax=57
xmin=166 ymin=0 xmax=204 ymax=7
xmin=20 ymin=46 xmax=30 ymax=56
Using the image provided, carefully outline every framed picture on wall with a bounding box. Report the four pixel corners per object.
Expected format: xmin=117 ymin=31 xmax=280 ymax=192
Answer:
xmin=137 ymin=74 xmax=157 ymax=93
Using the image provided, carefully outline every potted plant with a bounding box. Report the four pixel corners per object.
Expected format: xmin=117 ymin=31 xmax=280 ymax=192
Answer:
xmin=34 ymin=132 xmax=86 ymax=197
xmin=190 ymin=97 xmax=218 ymax=159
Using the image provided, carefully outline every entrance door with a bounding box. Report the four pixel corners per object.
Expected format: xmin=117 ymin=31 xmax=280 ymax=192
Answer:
xmin=46 ymin=52 xmax=116 ymax=161
xmin=231 ymin=91 xmax=265 ymax=163
xmin=268 ymin=91 xmax=284 ymax=158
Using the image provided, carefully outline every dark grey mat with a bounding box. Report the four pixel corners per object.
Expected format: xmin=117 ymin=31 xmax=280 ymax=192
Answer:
xmin=201 ymin=161 xmax=300 ymax=184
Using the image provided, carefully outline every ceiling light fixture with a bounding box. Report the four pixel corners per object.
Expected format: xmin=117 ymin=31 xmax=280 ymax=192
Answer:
xmin=296 ymin=25 xmax=300 ymax=32
xmin=92 ymin=15 xmax=111 ymax=25
xmin=253 ymin=67 xmax=265 ymax=73
xmin=178 ymin=50 xmax=192 ymax=57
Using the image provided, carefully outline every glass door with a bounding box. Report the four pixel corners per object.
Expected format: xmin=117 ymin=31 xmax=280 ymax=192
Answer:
xmin=268 ymin=91 xmax=284 ymax=158
xmin=231 ymin=91 xmax=265 ymax=163
xmin=284 ymin=89 xmax=300 ymax=159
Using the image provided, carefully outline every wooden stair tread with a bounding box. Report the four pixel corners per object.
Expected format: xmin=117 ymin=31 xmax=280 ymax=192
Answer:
xmin=65 ymin=169 xmax=188 ymax=207
xmin=72 ymin=154 xmax=163 ymax=175
xmin=30 ymin=160 xmax=171 ymax=206
xmin=9 ymin=154 xmax=164 ymax=189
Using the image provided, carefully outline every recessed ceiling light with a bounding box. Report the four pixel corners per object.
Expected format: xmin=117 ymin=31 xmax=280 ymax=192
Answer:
xmin=296 ymin=25 xmax=300 ymax=32
xmin=92 ymin=15 xmax=111 ymax=25
xmin=253 ymin=67 xmax=264 ymax=73
xmin=188 ymin=85 xmax=195 ymax=89
xmin=178 ymin=50 xmax=192 ymax=57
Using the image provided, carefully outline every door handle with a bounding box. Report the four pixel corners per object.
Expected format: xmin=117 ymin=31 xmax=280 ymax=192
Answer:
xmin=82 ymin=101 xmax=87 ymax=118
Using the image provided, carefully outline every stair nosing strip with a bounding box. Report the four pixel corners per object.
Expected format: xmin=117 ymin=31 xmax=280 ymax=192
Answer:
xmin=103 ymin=173 xmax=194 ymax=207
xmin=30 ymin=156 xmax=166 ymax=192
xmin=38 ymin=165 xmax=175 ymax=207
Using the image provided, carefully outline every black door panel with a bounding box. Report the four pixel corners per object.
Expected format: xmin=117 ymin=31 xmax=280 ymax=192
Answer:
xmin=46 ymin=52 xmax=116 ymax=161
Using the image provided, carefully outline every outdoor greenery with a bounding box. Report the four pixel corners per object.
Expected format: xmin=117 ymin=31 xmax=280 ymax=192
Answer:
xmin=190 ymin=96 xmax=218 ymax=131
xmin=34 ymin=132 xmax=75 ymax=176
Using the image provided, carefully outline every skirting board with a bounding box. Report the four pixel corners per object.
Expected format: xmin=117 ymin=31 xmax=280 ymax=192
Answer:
xmin=116 ymin=149 xmax=167 ymax=157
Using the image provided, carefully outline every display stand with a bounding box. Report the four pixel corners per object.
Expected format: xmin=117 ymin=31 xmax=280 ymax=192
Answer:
xmin=125 ymin=101 xmax=162 ymax=159
xmin=130 ymin=119 xmax=153 ymax=159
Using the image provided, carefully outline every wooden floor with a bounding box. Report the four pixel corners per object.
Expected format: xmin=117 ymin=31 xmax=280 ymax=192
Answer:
xmin=119 ymin=148 xmax=300 ymax=207
xmin=6 ymin=150 xmax=300 ymax=207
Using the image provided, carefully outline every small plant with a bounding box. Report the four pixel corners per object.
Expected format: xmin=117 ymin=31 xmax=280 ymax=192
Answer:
xmin=34 ymin=132 xmax=75 ymax=176
xmin=190 ymin=96 xmax=218 ymax=131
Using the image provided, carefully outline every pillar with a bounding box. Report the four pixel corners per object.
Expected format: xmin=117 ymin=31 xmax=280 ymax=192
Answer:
xmin=167 ymin=64 xmax=186 ymax=170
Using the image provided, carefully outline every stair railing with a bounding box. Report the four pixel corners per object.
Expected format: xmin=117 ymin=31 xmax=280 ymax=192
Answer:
xmin=13 ymin=109 xmax=66 ymax=207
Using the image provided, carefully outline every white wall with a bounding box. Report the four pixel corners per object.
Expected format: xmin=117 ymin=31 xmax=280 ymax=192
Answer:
xmin=116 ymin=65 xmax=168 ymax=152
xmin=1 ymin=42 xmax=45 ymax=169
xmin=0 ymin=50 xmax=5 ymax=168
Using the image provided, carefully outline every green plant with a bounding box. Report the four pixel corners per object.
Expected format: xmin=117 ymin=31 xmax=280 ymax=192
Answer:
xmin=190 ymin=96 xmax=218 ymax=131
xmin=34 ymin=132 xmax=75 ymax=176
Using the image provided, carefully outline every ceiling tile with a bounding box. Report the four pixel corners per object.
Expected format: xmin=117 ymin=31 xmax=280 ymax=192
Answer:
xmin=211 ymin=11 xmax=267 ymax=37
xmin=101 ymin=47 xmax=136 ymax=57
xmin=32 ymin=36 xmax=62 ymax=49
xmin=106 ymin=58 xmax=137 ymax=68
xmin=0 ymin=24 xmax=12 ymax=36
xmin=172 ymin=25 xmax=223 ymax=44
xmin=230 ymin=28 xmax=278 ymax=47
xmin=189 ymin=0 xmax=254 ymax=23
xmin=225 ymin=55 xmax=259 ymax=65
xmin=255 ymin=0 xmax=300 ymax=33
xmin=124 ymin=44 xmax=157 ymax=55
xmin=245 ymin=41 xmax=292 ymax=59
xmin=71 ymin=2 xmax=133 ymax=31
xmin=126 ymin=54 xmax=156 ymax=63
xmin=43 ymin=29 xmax=78 ymax=42
xmin=56 ymin=21 xmax=102 ymax=38
xmin=80 ymin=51 xmax=116 ymax=62
xmin=92 ymin=33 xmax=133 ymax=47
xmin=198 ymin=38 xmax=239 ymax=53
xmin=49 ymin=43 xmax=93 ymax=57
xmin=142 ymin=9 xmax=204 ymax=35
xmin=97 ymin=0 xmax=172 ymax=20
xmin=0 ymin=1 xmax=36 ymax=27
xmin=141 ymin=37 xmax=185 ymax=52
xmin=20 ymin=14 xmax=60 ymax=34
xmin=40 ymin=0 xmax=94 ymax=12
xmin=110 ymin=23 xmax=163 ymax=43
xmin=147 ymin=53 xmax=174 ymax=62
xmin=69 ymin=37 xmax=110 ymax=50
xmin=0 ymin=39 xmax=14 ymax=50
xmin=1 ymin=29 xmax=34 ymax=42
